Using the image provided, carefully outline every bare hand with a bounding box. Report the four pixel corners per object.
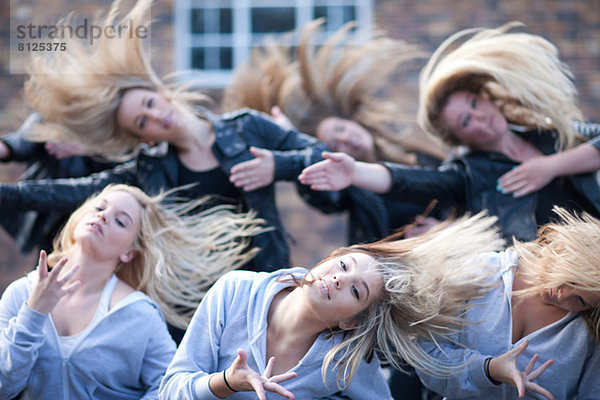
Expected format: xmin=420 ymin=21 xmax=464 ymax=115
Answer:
xmin=270 ymin=106 xmax=295 ymax=131
xmin=498 ymin=156 xmax=556 ymax=198
xmin=230 ymin=147 xmax=275 ymax=191
xmin=26 ymin=250 xmax=80 ymax=314
xmin=298 ymin=152 xmax=355 ymax=191
xmin=45 ymin=141 xmax=89 ymax=159
xmin=488 ymin=339 xmax=554 ymax=399
xmin=227 ymin=349 xmax=297 ymax=400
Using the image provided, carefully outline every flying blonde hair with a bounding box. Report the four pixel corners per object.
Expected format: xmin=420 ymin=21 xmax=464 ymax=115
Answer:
xmin=223 ymin=19 xmax=450 ymax=163
xmin=312 ymin=212 xmax=505 ymax=388
xmin=24 ymin=0 xmax=210 ymax=161
xmin=418 ymin=22 xmax=583 ymax=150
xmin=512 ymin=206 xmax=600 ymax=341
xmin=48 ymin=184 xmax=264 ymax=329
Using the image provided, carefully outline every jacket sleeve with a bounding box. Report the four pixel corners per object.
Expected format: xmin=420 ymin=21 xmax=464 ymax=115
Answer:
xmin=1 ymin=130 xmax=46 ymax=162
xmin=572 ymin=120 xmax=600 ymax=141
xmin=140 ymin=305 xmax=177 ymax=400
xmin=415 ymin=339 xmax=499 ymax=397
xmin=0 ymin=160 xmax=137 ymax=211
xmin=159 ymin=273 xmax=235 ymax=400
xmin=342 ymin=355 xmax=393 ymax=400
xmin=0 ymin=278 xmax=49 ymax=399
xmin=381 ymin=161 xmax=466 ymax=210
xmin=574 ymin=343 xmax=600 ymax=399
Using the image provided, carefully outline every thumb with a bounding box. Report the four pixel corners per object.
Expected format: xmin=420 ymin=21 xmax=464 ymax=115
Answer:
xmin=237 ymin=348 xmax=248 ymax=364
xmin=322 ymin=151 xmax=349 ymax=163
xmin=249 ymin=146 xmax=268 ymax=158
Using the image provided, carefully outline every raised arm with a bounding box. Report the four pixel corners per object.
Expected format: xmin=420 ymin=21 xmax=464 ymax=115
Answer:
xmin=0 ymin=160 xmax=136 ymax=211
xmin=0 ymin=252 xmax=79 ymax=399
xmin=159 ymin=272 xmax=296 ymax=400
xmin=417 ymin=338 xmax=554 ymax=399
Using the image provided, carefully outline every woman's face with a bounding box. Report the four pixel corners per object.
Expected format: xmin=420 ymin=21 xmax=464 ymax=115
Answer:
xmin=541 ymin=284 xmax=600 ymax=313
xmin=117 ymin=88 xmax=180 ymax=144
xmin=441 ymin=91 xmax=508 ymax=149
xmin=74 ymin=190 xmax=142 ymax=264
xmin=316 ymin=117 xmax=376 ymax=162
xmin=304 ymin=252 xmax=383 ymax=329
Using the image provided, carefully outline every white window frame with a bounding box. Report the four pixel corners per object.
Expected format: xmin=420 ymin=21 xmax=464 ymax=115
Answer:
xmin=174 ymin=0 xmax=374 ymax=88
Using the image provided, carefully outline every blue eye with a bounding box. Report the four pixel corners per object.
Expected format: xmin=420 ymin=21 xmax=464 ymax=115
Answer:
xmin=352 ymin=285 xmax=359 ymax=300
xmin=95 ymin=206 xmax=103 ymax=212
xmin=116 ymin=219 xmax=125 ymax=228
xmin=147 ymin=98 xmax=154 ymax=108
xmin=340 ymin=260 xmax=347 ymax=271
xmin=140 ymin=116 xmax=147 ymax=129
xmin=471 ymin=98 xmax=477 ymax=108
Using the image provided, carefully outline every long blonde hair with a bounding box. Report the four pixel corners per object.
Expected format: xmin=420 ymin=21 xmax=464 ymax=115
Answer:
xmin=49 ymin=184 xmax=264 ymax=328
xmin=316 ymin=212 xmax=505 ymax=388
xmin=223 ymin=19 xmax=450 ymax=163
xmin=24 ymin=0 xmax=210 ymax=160
xmin=512 ymin=207 xmax=600 ymax=340
xmin=418 ymin=22 xmax=583 ymax=150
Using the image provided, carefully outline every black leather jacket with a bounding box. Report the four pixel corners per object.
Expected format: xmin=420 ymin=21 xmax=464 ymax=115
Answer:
xmin=0 ymin=130 xmax=115 ymax=253
xmin=0 ymin=109 xmax=333 ymax=270
xmin=383 ymin=129 xmax=600 ymax=241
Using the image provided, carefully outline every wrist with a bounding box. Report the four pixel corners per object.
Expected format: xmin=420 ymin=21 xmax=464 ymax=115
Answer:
xmin=223 ymin=368 xmax=238 ymax=393
xmin=484 ymin=357 xmax=501 ymax=386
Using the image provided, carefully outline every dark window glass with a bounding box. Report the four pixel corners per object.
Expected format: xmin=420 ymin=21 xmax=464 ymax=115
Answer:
xmin=314 ymin=6 xmax=327 ymax=20
xmin=342 ymin=5 xmax=356 ymax=23
xmin=220 ymin=47 xmax=233 ymax=69
xmin=190 ymin=9 xmax=204 ymax=34
xmin=251 ymin=7 xmax=295 ymax=33
xmin=191 ymin=47 xmax=204 ymax=69
xmin=220 ymin=8 xmax=232 ymax=33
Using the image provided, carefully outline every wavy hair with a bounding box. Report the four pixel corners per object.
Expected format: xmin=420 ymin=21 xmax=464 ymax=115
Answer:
xmin=48 ymin=184 xmax=264 ymax=328
xmin=418 ymin=22 xmax=583 ymax=150
xmin=312 ymin=212 xmax=505 ymax=388
xmin=24 ymin=0 xmax=210 ymax=161
xmin=223 ymin=19 xmax=450 ymax=163
xmin=511 ymin=207 xmax=600 ymax=341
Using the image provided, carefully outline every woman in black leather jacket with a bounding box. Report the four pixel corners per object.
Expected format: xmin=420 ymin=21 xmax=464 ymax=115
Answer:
xmin=299 ymin=23 xmax=600 ymax=243
xmin=0 ymin=0 xmax=341 ymax=273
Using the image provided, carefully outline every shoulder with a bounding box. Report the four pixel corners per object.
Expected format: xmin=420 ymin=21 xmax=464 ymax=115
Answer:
xmin=218 ymin=268 xmax=305 ymax=287
xmin=1 ymin=274 xmax=34 ymax=303
xmin=110 ymin=279 xmax=136 ymax=310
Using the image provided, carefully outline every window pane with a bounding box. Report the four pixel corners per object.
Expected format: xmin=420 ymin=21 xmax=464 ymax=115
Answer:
xmin=313 ymin=5 xmax=357 ymax=31
xmin=342 ymin=5 xmax=356 ymax=23
xmin=191 ymin=47 xmax=204 ymax=69
xmin=314 ymin=6 xmax=327 ymax=21
xmin=220 ymin=47 xmax=232 ymax=69
xmin=220 ymin=8 xmax=232 ymax=34
xmin=190 ymin=9 xmax=204 ymax=34
xmin=251 ymin=7 xmax=295 ymax=33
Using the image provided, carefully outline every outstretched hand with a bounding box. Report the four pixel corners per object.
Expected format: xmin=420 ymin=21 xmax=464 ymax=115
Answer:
xmin=227 ymin=349 xmax=297 ymax=400
xmin=230 ymin=147 xmax=275 ymax=192
xmin=26 ymin=250 xmax=80 ymax=315
xmin=298 ymin=151 xmax=356 ymax=191
xmin=498 ymin=156 xmax=556 ymax=197
xmin=488 ymin=339 xmax=554 ymax=399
